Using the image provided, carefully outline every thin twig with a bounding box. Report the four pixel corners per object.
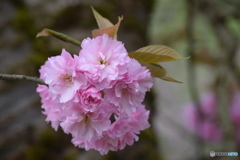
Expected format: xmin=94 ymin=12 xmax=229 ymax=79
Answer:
xmin=0 ymin=73 xmax=47 ymax=85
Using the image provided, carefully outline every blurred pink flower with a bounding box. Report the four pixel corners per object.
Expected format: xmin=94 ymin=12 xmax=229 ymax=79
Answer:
xmin=200 ymin=122 xmax=222 ymax=141
xmin=231 ymin=93 xmax=240 ymax=126
xmin=184 ymin=93 xmax=222 ymax=142
xmin=184 ymin=92 xmax=240 ymax=143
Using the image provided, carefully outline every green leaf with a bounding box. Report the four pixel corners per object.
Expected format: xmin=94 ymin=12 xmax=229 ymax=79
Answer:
xmin=36 ymin=28 xmax=81 ymax=47
xmin=91 ymin=6 xmax=113 ymax=29
xmin=140 ymin=62 xmax=182 ymax=83
xmin=129 ymin=45 xmax=188 ymax=63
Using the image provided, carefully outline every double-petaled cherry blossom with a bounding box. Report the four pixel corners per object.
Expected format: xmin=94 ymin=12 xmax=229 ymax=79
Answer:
xmin=39 ymin=49 xmax=87 ymax=103
xmin=37 ymin=34 xmax=153 ymax=154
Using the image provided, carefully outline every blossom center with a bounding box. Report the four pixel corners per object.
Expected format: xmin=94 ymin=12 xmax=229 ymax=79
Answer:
xmin=83 ymin=115 xmax=89 ymax=125
xmin=98 ymin=52 xmax=109 ymax=65
xmin=99 ymin=60 xmax=105 ymax=64
xmin=63 ymin=74 xmax=73 ymax=86
xmin=121 ymin=84 xmax=130 ymax=95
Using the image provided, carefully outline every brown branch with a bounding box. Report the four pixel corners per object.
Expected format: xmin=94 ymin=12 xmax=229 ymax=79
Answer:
xmin=186 ymin=0 xmax=204 ymax=158
xmin=0 ymin=73 xmax=47 ymax=85
xmin=186 ymin=0 xmax=202 ymax=110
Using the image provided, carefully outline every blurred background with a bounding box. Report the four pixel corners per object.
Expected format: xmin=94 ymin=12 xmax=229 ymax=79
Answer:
xmin=0 ymin=0 xmax=240 ymax=160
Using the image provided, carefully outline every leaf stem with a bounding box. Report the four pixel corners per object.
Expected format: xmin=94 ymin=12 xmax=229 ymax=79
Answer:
xmin=37 ymin=28 xmax=81 ymax=47
xmin=0 ymin=73 xmax=47 ymax=85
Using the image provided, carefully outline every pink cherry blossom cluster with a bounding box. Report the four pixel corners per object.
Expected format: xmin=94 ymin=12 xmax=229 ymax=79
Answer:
xmin=37 ymin=34 xmax=153 ymax=154
xmin=184 ymin=92 xmax=240 ymax=143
